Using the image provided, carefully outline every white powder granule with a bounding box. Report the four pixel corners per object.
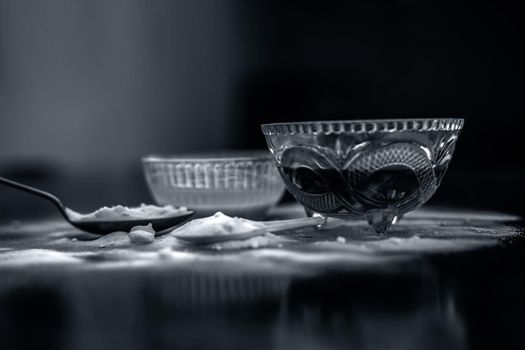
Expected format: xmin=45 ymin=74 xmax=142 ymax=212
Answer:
xmin=128 ymin=223 xmax=155 ymax=244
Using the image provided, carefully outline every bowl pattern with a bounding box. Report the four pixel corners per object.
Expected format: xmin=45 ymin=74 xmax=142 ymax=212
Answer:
xmin=143 ymin=153 xmax=285 ymax=218
xmin=262 ymin=119 xmax=463 ymax=233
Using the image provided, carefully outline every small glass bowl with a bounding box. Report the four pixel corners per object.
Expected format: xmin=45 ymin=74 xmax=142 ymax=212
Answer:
xmin=261 ymin=119 xmax=464 ymax=233
xmin=142 ymin=152 xmax=285 ymax=218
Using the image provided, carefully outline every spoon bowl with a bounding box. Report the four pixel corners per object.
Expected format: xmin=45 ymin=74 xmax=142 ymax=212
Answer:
xmin=67 ymin=214 xmax=195 ymax=235
xmin=0 ymin=176 xmax=194 ymax=235
xmin=172 ymin=216 xmax=326 ymax=245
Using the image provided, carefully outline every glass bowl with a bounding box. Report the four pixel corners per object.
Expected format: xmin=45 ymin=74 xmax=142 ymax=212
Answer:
xmin=261 ymin=119 xmax=464 ymax=233
xmin=142 ymin=152 xmax=285 ymax=218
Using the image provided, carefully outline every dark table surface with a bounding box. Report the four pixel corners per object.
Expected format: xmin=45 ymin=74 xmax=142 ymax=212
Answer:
xmin=0 ymin=204 xmax=524 ymax=350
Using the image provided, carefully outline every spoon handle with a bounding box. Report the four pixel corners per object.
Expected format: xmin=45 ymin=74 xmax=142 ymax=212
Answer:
xmin=0 ymin=176 xmax=68 ymax=218
xmin=262 ymin=216 xmax=326 ymax=232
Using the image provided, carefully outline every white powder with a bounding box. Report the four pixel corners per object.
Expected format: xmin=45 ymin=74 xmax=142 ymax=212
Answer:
xmin=66 ymin=204 xmax=187 ymax=222
xmin=210 ymin=233 xmax=288 ymax=251
xmin=0 ymin=249 xmax=82 ymax=265
xmin=171 ymin=212 xmax=266 ymax=240
xmin=336 ymin=236 xmax=346 ymax=244
xmin=128 ymin=224 xmax=155 ymax=244
xmin=94 ymin=231 xmax=130 ymax=248
xmin=88 ymin=224 xmax=157 ymax=247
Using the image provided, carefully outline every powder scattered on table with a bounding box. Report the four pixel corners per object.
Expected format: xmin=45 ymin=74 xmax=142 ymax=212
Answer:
xmin=210 ymin=233 xmax=288 ymax=251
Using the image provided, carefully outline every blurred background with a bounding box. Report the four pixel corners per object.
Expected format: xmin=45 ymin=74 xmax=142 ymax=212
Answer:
xmin=1 ymin=0 xmax=524 ymax=220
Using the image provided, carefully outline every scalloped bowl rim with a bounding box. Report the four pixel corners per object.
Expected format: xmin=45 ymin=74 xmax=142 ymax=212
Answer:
xmin=261 ymin=118 xmax=464 ymax=135
xmin=143 ymin=151 xmax=274 ymax=163
xmin=261 ymin=118 xmax=464 ymax=127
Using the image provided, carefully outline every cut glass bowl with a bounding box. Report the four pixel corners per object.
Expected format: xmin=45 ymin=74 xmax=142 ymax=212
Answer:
xmin=261 ymin=119 xmax=464 ymax=233
xmin=142 ymin=152 xmax=285 ymax=218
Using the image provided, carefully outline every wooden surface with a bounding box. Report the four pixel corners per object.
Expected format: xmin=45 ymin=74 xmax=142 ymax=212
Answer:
xmin=0 ymin=204 xmax=521 ymax=269
xmin=0 ymin=205 xmax=523 ymax=350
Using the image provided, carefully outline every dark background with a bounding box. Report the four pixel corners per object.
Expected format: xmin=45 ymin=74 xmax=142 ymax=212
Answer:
xmin=1 ymin=0 xmax=524 ymax=219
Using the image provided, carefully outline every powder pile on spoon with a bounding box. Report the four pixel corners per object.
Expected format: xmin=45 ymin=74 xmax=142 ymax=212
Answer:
xmin=172 ymin=212 xmax=267 ymax=242
xmin=169 ymin=212 xmax=287 ymax=249
xmin=67 ymin=204 xmax=188 ymax=222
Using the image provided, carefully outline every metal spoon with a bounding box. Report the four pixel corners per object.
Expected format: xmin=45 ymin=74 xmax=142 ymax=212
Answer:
xmin=172 ymin=216 xmax=326 ymax=244
xmin=0 ymin=176 xmax=194 ymax=235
